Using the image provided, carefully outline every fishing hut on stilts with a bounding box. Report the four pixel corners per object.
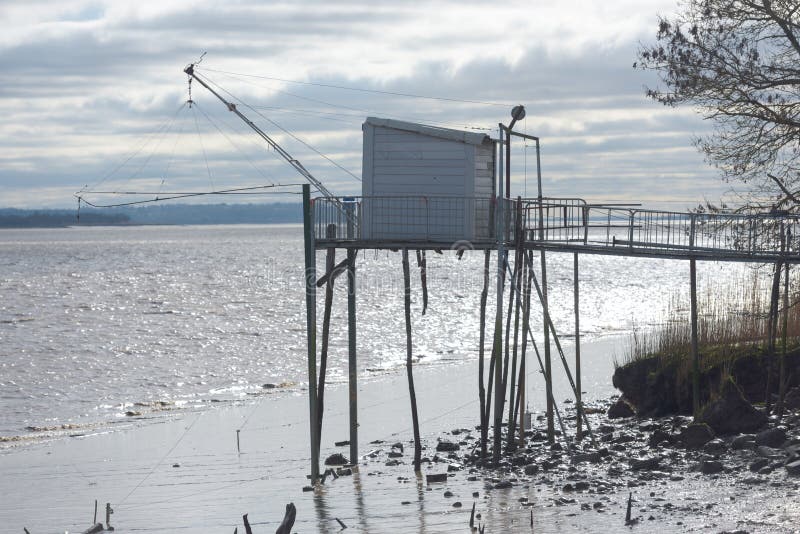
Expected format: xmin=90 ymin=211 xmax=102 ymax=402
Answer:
xmin=181 ymin=61 xmax=800 ymax=485
xmin=306 ymin=109 xmax=800 ymax=484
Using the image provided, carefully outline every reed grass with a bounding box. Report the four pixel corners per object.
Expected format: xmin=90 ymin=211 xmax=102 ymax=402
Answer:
xmin=619 ymin=265 xmax=800 ymax=371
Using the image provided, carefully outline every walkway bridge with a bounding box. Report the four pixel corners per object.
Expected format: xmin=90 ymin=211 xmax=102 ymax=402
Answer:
xmin=313 ymin=195 xmax=800 ymax=263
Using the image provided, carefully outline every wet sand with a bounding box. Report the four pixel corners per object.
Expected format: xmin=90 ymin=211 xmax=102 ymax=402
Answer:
xmin=1 ymin=336 xmax=798 ymax=533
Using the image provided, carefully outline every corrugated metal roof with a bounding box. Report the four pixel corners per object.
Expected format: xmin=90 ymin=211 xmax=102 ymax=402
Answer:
xmin=365 ymin=117 xmax=491 ymax=146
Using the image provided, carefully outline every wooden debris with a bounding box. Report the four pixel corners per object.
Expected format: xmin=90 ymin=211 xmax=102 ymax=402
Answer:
xmin=276 ymin=503 xmax=297 ymax=534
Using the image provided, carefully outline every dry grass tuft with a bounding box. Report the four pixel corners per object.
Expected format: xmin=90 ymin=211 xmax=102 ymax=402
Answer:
xmin=620 ymin=265 xmax=800 ymax=371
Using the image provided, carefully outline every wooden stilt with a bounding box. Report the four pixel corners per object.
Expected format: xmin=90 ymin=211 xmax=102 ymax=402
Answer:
xmin=347 ymin=248 xmax=358 ymax=465
xmin=507 ymin=205 xmax=524 ymax=452
xmin=574 ymin=253 xmax=583 ymax=440
xmin=541 ymin=249 xmax=554 ymax=443
xmin=478 ymin=249 xmax=491 ymax=459
xmin=778 ymin=231 xmax=789 ymax=417
xmin=690 ymin=258 xmax=700 ymax=417
xmin=501 ymin=253 xmax=519 ymax=453
xmin=402 ymin=249 xmax=422 ymax=472
xmin=766 ymin=259 xmax=782 ymax=413
xmin=492 ymin=126 xmax=506 ymax=466
xmin=526 ymin=251 xmax=595 ymax=445
xmin=302 ymin=184 xmax=320 ymax=484
xmin=518 ymin=249 xmax=533 ymax=448
xmin=316 ymin=225 xmax=336 ymax=454
xmin=484 ymin=344 xmax=496 ymax=447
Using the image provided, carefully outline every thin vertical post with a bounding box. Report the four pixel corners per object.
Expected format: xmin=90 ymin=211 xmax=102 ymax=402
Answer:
xmin=779 ymin=235 xmax=789 ymax=416
xmin=574 ymin=253 xmax=582 ymax=440
xmin=506 ymin=123 xmax=512 ymax=198
xmin=402 ymin=249 xmax=422 ymax=471
xmin=534 ymin=137 xmax=553 ymax=442
xmin=518 ymin=249 xmax=533 ymax=449
xmin=316 ymin=226 xmax=336 ymax=454
xmin=347 ymin=248 xmax=358 ymax=465
xmin=302 ymin=184 xmax=320 ymax=484
xmin=690 ymin=258 xmax=700 ymax=417
xmin=492 ymin=127 xmax=506 ymax=465
xmin=478 ymin=250 xmax=491 ymax=458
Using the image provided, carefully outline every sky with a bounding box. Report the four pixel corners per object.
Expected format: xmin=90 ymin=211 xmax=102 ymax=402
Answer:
xmin=0 ymin=0 xmax=736 ymax=210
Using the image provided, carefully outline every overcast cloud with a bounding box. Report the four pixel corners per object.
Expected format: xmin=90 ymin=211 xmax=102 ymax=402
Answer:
xmin=0 ymin=0 xmax=734 ymax=209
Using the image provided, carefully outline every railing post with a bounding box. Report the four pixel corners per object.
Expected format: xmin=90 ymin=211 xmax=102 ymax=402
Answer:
xmin=344 ymin=197 xmax=355 ymax=240
xmin=689 ymin=214 xmax=696 ymax=250
xmin=583 ymin=206 xmax=589 ymax=244
xmin=628 ymin=211 xmax=635 ymax=248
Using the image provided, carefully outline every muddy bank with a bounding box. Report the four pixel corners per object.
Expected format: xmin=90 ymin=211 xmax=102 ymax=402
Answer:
xmin=338 ymin=394 xmax=800 ymax=533
xmin=612 ymin=346 xmax=800 ymax=417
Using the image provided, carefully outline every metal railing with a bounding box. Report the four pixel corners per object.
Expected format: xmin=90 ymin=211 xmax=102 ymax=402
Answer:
xmin=314 ymin=195 xmax=800 ymax=260
xmin=314 ymin=196 xmax=498 ymax=243
xmin=520 ymin=198 xmax=800 ymax=259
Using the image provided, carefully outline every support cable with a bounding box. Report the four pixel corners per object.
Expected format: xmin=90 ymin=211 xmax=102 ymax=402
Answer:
xmin=197 ymin=66 xmax=511 ymax=107
xmin=200 ymin=73 xmax=362 ymax=183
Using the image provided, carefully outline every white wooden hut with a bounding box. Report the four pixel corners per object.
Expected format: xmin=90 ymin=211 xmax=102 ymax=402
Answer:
xmin=360 ymin=117 xmax=496 ymax=242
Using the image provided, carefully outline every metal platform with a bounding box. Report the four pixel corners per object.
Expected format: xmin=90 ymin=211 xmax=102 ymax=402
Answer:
xmin=313 ymin=196 xmax=800 ymax=263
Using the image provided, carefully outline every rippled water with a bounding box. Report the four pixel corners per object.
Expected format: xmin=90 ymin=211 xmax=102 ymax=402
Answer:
xmin=0 ymin=224 xmax=747 ymax=436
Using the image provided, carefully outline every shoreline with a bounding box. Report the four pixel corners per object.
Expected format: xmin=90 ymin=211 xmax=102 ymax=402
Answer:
xmin=0 ymin=333 xmax=626 ymax=451
xmin=2 ymin=335 xmax=797 ymax=533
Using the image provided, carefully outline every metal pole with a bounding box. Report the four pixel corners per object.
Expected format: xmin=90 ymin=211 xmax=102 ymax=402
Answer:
xmin=535 ymin=138 xmax=554 ymax=442
xmin=347 ymin=248 xmax=358 ymax=465
xmin=690 ymin=258 xmax=700 ymax=417
xmin=492 ymin=126 xmax=506 ymax=464
xmin=506 ymin=126 xmax=512 ymax=198
xmin=574 ymin=252 xmax=582 ymax=440
xmin=302 ymin=184 xmax=320 ymax=483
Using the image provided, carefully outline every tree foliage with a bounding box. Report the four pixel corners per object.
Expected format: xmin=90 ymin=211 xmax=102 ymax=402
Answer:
xmin=637 ymin=0 xmax=800 ymax=211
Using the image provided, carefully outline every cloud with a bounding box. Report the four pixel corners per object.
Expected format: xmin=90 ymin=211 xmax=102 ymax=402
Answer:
xmin=0 ymin=0 xmax=733 ymax=209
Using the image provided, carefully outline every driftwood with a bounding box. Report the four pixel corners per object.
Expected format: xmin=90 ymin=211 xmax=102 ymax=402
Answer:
xmin=239 ymin=504 xmax=296 ymax=534
xmin=276 ymin=503 xmax=297 ymax=534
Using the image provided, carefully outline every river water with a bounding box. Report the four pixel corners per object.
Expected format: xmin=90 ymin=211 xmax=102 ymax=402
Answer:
xmin=0 ymin=224 xmax=749 ymax=439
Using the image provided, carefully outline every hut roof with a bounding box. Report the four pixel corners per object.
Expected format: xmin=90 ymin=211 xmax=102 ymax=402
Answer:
xmin=365 ymin=117 xmax=491 ymax=147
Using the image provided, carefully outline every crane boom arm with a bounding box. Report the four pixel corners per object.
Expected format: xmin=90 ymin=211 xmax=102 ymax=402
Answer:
xmin=184 ymin=64 xmax=336 ymax=199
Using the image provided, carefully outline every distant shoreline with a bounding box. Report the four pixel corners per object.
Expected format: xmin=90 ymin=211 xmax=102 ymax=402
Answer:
xmin=0 ymin=202 xmax=303 ymax=228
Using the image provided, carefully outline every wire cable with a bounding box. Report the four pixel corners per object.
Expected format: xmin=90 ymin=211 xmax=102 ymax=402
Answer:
xmin=76 ymin=183 xmax=308 ymax=208
xmin=79 ymin=102 xmax=188 ymax=194
xmin=191 ymin=105 xmax=216 ymax=192
xmin=118 ymin=411 xmax=203 ymax=505
xmin=198 ymin=67 xmax=511 ymax=107
xmin=202 ymin=75 xmax=362 ymax=182
xmin=190 ymin=102 xmax=279 ymax=185
xmin=210 ymin=69 xmax=492 ymax=131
